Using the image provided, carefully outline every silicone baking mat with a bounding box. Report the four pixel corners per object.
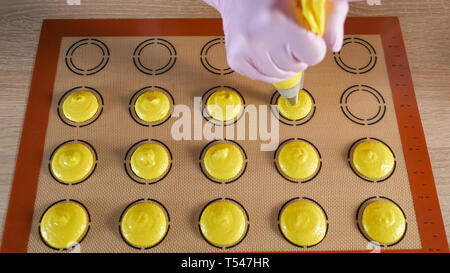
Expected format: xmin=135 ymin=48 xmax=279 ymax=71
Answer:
xmin=1 ymin=18 xmax=448 ymax=253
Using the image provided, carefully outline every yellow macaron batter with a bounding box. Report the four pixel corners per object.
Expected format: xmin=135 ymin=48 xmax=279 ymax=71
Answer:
xmin=352 ymin=140 xmax=395 ymax=179
xmin=277 ymin=140 xmax=319 ymax=180
xmin=206 ymin=89 xmax=243 ymax=122
xmin=135 ymin=90 xmax=171 ymax=123
xmin=199 ymin=200 xmax=247 ymax=247
xmin=203 ymin=143 xmax=243 ymax=181
xmin=51 ymin=142 xmax=94 ymax=184
xmin=120 ymin=202 xmax=168 ymax=248
xmin=278 ymin=90 xmax=312 ymax=120
xmin=274 ymin=72 xmax=303 ymax=90
xmin=62 ymin=90 xmax=99 ymax=123
xmin=297 ymin=0 xmax=326 ymax=36
xmin=40 ymin=201 xmax=89 ymax=249
xmin=361 ymin=200 xmax=406 ymax=245
xmin=279 ymin=200 xmax=327 ymax=247
xmin=130 ymin=143 xmax=170 ymax=180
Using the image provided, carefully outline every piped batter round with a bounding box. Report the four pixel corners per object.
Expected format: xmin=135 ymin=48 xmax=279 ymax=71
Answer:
xmin=206 ymin=89 xmax=242 ymax=122
xmin=352 ymin=140 xmax=395 ymax=179
xmin=120 ymin=202 xmax=168 ymax=248
xmin=199 ymin=200 xmax=247 ymax=247
xmin=361 ymin=200 xmax=406 ymax=245
xmin=50 ymin=142 xmax=94 ymax=184
xmin=134 ymin=90 xmax=171 ymax=123
xmin=277 ymin=140 xmax=319 ymax=180
xmin=62 ymin=90 xmax=99 ymax=123
xmin=130 ymin=143 xmax=170 ymax=180
xmin=279 ymin=200 xmax=327 ymax=247
xmin=40 ymin=201 xmax=89 ymax=249
xmin=278 ymin=90 xmax=312 ymax=120
xmin=203 ymin=143 xmax=243 ymax=181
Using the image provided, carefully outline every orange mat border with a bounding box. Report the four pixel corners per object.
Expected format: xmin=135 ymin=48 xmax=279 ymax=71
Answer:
xmin=0 ymin=17 xmax=447 ymax=253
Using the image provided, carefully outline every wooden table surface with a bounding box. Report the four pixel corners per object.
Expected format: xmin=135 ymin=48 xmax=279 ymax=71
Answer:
xmin=0 ymin=0 xmax=449 ymax=247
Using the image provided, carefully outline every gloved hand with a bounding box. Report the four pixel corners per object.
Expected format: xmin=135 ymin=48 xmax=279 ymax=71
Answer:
xmin=203 ymin=0 xmax=354 ymax=84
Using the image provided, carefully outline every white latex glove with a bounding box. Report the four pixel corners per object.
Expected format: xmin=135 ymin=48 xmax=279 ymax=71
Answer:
xmin=203 ymin=0 xmax=354 ymax=84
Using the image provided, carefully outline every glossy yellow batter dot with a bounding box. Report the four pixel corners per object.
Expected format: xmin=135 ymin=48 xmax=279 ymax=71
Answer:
xmin=135 ymin=90 xmax=171 ymax=123
xmin=352 ymin=140 xmax=395 ymax=179
xmin=278 ymin=90 xmax=312 ymax=120
xmin=130 ymin=143 xmax=170 ymax=180
xmin=277 ymin=140 xmax=319 ymax=180
xmin=51 ymin=143 xmax=94 ymax=184
xmin=361 ymin=200 xmax=406 ymax=245
xmin=279 ymin=200 xmax=327 ymax=247
xmin=40 ymin=201 xmax=89 ymax=249
xmin=120 ymin=202 xmax=168 ymax=248
xmin=199 ymin=200 xmax=247 ymax=247
xmin=206 ymin=89 xmax=243 ymax=121
xmin=203 ymin=143 xmax=243 ymax=181
xmin=62 ymin=90 xmax=99 ymax=123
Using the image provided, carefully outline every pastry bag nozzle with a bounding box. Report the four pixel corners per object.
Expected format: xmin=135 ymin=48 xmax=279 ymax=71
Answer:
xmin=272 ymin=0 xmax=327 ymax=106
xmin=273 ymin=72 xmax=304 ymax=106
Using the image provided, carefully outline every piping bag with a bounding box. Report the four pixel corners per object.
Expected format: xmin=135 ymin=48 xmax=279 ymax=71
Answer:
xmin=273 ymin=0 xmax=326 ymax=105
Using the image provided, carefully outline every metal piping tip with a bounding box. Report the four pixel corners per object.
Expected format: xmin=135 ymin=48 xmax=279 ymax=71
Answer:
xmin=286 ymin=96 xmax=298 ymax=106
xmin=276 ymin=72 xmax=304 ymax=106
